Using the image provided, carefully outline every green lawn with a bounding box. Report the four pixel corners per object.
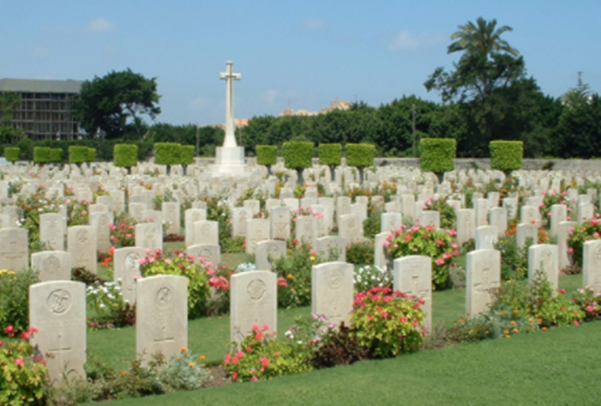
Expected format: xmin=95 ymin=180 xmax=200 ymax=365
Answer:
xmin=92 ymin=316 xmax=601 ymax=406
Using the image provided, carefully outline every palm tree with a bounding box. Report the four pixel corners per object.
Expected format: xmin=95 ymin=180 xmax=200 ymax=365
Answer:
xmin=448 ymin=17 xmax=519 ymax=59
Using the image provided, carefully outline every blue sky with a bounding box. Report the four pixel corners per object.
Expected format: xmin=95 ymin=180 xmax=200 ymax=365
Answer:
xmin=1 ymin=1 xmax=599 ymax=126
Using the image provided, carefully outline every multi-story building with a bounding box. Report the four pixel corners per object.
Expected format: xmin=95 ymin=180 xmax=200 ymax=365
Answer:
xmin=0 ymin=78 xmax=83 ymax=140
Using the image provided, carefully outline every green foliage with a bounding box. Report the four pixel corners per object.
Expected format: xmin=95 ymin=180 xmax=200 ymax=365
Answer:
xmin=310 ymin=322 xmax=367 ymax=368
xmin=448 ymin=307 xmax=538 ymax=342
xmin=69 ymin=146 xmax=93 ymax=164
xmin=346 ymin=239 xmax=375 ymax=265
xmin=114 ymin=144 xmax=138 ymax=168
xmin=353 ymin=265 xmax=392 ymax=293
xmin=140 ymin=250 xmax=211 ymax=319
xmin=74 ymin=68 xmax=161 ymax=139
xmin=423 ymin=197 xmax=457 ymax=229
xmin=223 ymin=325 xmax=313 ymax=382
xmin=282 ymin=141 xmax=313 ymax=169
xmin=86 ymin=280 xmax=135 ymax=330
xmin=386 ymin=225 xmax=460 ymax=290
xmin=0 ymin=269 xmax=39 ymax=335
xmin=351 ymin=286 xmax=425 ymax=358
xmin=179 ymin=145 xmax=195 ymax=165
xmin=318 ymin=143 xmax=342 ymax=166
xmin=490 ymin=140 xmax=523 ymax=172
xmin=346 ymin=143 xmax=375 ymax=168
xmin=49 ymin=148 xmax=62 ymax=163
xmin=573 ymin=286 xmax=601 ymax=322
xmin=154 ymin=142 xmax=181 ymax=166
xmin=0 ymin=328 xmax=47 ymax=405
xmin=491 ymin=272 xmax=584 ymax=328
xmin=203 ymin=196 xmax=234 ymax=249
xmin=567 ymin=217 xmax=601 ymax=267
xmin=495 ymin=236 xmax=530 ymax=280
xmin=4 ymin=147 xmax=19 ymax=163
xmin=419 ymin=138 xmax=456 ymax=174
xmin=255 ymin=145 xmax=278 ymax=166
xmin=362 ymin=209 xmax=382 ymax=240
xmin=33 ymin=146 xmax=53 ymax=164
xmin=273 ymin=243 xmax=315 ymax=308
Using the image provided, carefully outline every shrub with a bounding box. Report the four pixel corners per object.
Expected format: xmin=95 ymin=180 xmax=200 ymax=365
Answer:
xmin=179 ymin=145 xmax=195 ymax=166
xmin=256 ymin=145 xmax=278 ymax=174
xmin=423 ymin=197 xmax=456 ymax=230
xmin=0 ymin=269 xmax=39 ymax=335
xmin=272 ymin=243 xmax=315 ymax=308
xmin=49 ymin=148 xmax=62 ymax=163
xmin=87 ymin=147 xmax=96 ymax=162
xmin=495 ymin=236 xmax=529 ymax=280
xmin=114 ymin=144 xmax=139 ymax=170
xmin=419 ymin=138 xmax=456 ymax=182
xmin=33 ymin=146 xmax=52 ymax=164
xmin=5 ymin=147 xmax=20 ymax=163
xmin=282 ymin=141 xmax=313 ymax=184
xmin=0 ymin=327 xmax=47 ymax=405
xmin=109 ymin=212 xmax=137 ymax=248
xmin=567 ymin=216 xmax=601 ymax=267
xmin=353 ymin=265 xmax=391 ymax=293
xmin=140 ymin=250 xmax=212 ymax=318
xmin=386 ymin=225 xmax=460 ymax=290
xmin=448 ymin=308 xmax=538 ymax=342
xmin=346 ymin=143 xmax=376 ymax=183
xmin=69 ymin=146 xmax=90 ymax=164
xmin=351 ymin=286 xmax=425 ymax=358
xmin=319 ymin=143 xmax=342 ymax=181
xmin=363 ymin=209 xmax=382 ymax=240
xmin=154 ymin=142 xmax=181 ymax=171
xmin=86 ymin=280 xmax=135 ymax=330
xmin=223 ymin=324 xmax=313 ymax=382
xmin=310 ymin=322 xmax=367 ymax=368
xmin=346 ymin=239 xmax=375 ymax=265
xmin=489 ymin=140 xmax=523 ymax=173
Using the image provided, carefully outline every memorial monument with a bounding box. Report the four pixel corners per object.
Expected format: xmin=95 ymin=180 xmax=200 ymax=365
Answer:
xmin=214 ymin=61 xmax=246 ymax=175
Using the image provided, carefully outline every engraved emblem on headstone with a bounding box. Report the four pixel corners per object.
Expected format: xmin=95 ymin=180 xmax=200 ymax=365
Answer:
xmin=326 ymin=269 xmax=343 ymax=290
xmin=43 ymin=255 xmax=61 ymax=274
xmin=541 ymin=249 xmax=552 ymax=268
xmin=156 ymin=287 xmax=172 ymax=307
xmin=247 ymin=279 xmax=266 ymax=301
xmin=47 ymin=289 xmax=71 ymax=314
xmin=76 ymin=229 xmax=88 ymax=243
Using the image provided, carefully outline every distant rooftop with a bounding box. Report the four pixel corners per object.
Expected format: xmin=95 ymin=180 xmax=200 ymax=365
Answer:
xmin=0 ymin=78 xmax=83 ymax=94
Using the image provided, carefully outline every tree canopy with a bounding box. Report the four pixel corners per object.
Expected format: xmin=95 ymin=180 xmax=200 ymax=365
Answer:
xmin=74 ymin=69 xmax=161 ymax=139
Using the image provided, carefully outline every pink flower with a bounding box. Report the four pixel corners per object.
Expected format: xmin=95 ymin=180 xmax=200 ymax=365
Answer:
xmin=587 ymin=305 xmax=595 ymax=313
xmin=436 ymin=239 xmax=443 ymax=245
xmin=252 ymin=325 xmax=260 ymax=332
xmin=259 ymin=356 xmax=269 ymax=367
xmin=4 ymin=325 xmax=13 ymax=334
xmin=435 ymin=258 xmax=445 ymax=266
xmin=403 ymin=235 xmax=411 ymax=242
xmin=262 ymin=324 xmax=269 ymax=331
xmin=567 ymin=248 xmax=574 ymax=253
xmin=574 ymin=320 xmax=580 ymax=326
xmin=411 ymin=320 xmax=419 ymax=327
xmin=247 ymin=346 xmax=252 ymax=352
xmin=559 ymin=289 xmax=566 ymax=294
xmin=381 ymin=312 xmax=389 ymax=319
xmin=232 ymin=372 xmax=238 ymax=380
xmin=14 ymin=358 xmax=25 ymax=366
xmin=255 ymin=332 xmax=264 ymax=340
xmin=399 ymin=317 xmax=408 ymax=323
xmin=223 ymin=354 xmax=231 ymax=364
xmin=21 ymin=332 xmax=30 ymax=339
xmin=236 ymin=351 xmax=244 ymax=358
xmin=252 ymin=376 xmax=258 ymax=382
xmin=165 ymin=259 xmax=171 ymax=265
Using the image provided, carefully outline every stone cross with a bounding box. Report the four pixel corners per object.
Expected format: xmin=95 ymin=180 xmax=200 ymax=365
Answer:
xmin=219 ymin=61 xmax=241 ymax=148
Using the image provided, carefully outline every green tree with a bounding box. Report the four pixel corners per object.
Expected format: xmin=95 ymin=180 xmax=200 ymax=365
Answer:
xmin=425 ymin=17 xmax=528 ymax=155
xmin=74 ymin=69 xmax=161 ymax=139
xmin=555 ymin=88 xmax=601 ymax=158
xmin=0 ymin=93 xmax=23 ymax=143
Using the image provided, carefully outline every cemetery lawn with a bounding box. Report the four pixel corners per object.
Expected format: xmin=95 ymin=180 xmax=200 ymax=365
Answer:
xmin=92 ymin=317 xmax=601 ymax=406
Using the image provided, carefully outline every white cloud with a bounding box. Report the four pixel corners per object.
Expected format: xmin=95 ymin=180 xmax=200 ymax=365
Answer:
xmin=188 ymin=96 xmax=209 ymax=111
xmin=259 ymin=90 xmax=279 ymax=104
xmin=30 ymin=46 xmax=50 ymax=59
xmin=388 ymin=30 xmax=444 ymax=52
xmin=302 ymin=19 xmax=325 ymax=30
xmin=88 ymin=18 xmax=114 ymax=33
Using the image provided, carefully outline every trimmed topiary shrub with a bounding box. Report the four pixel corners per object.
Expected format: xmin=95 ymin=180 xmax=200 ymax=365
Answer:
xmin=68 ymin=146 xmax=89 ymax=164
xmin=114 ymin=144 xmax=138 ymax=173
xmin=256 ymin=145 xmax=278 ymax=175
xmin=283 ymin=141 xmax=313 ymax=185
xmin=490 ymin=140 xmax=523 ymax=175
xmin=419 ymin=138 xmax=456 ymax=183
xmin=86 ymin=147 xmax=96 ymax=162
xmin=49 ymin=148 xmax=63 ymax=163
xmin=319 ymin=143 xmax=342 ymax=181
xmin=4 ymin=147 xmax=19 ymax=163
xmin=180 ymin=145 xmax=195 ymax=175
xmin=33 ymin=147 xmax=52 ymax=164
xmin=346 ymin=143 xmax=376 ymax=184
xmin=154 ymin=142 xmax=181 ymax=174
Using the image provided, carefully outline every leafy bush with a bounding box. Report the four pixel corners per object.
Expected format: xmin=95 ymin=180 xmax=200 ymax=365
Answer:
xmin=33 ymin=146 xmax=52 ymax=164
xmin=489 ymin=140 xmax=523 ymax=173
xmin=495 ymin=236 xmax=529 ymax=280
xmin=310 ymin=322 xmax=367 ymax=368
xmin=272 ymin=243 xmax=315 ymax=308
xmin=540 ymin=189 xmax=572 ymax=227
xmin=49 ymin=147 xmax=62 ymax=163
xmin=423 ymin=197 xmax=456 ymax=229
xmin=318 ymin=143 xmax=342 ymax=166
xmin=0 ymin=269 xmax=39 ymax=335
xmin=179 ymin=145 xmax=195 ymax=166
xmin=114 ymin=144 xmax=139 ymax=169
xmin=351 ymin=286 xmax=425 ymax=358
xmin=346 ymin=143 xmax=375 ymax=169
xmin=0 ymin=327 xmax=47 ymax=405
xmin=109 ymin=212 xmax=137 ymax=248
xmin=4 ymin=147 xmax=20 ymax=163
xmin=346 ymin=239 xmax=375 ymax=265
xmin=448 ymin=307 xmax=538 ymax=342
xmin=86 ymin=280 xmax=136 ymax=330
xmin=256 ymin=145 xmax=278 ymax=167
xmin=140 ymin=250 xmax=212 ymax=318
xmin=386 ymin=224 xmax=460 ymax=290
xmin=567 ymin=216 xmax=601 ymax=266
xmin=69 ymin=146 xmax=90 ymax=164
xmin=362 ymin=209 xmax=382 ymax=240
xmin=154 ymin=142 xmax=181 ymax=167
xmin=353 ymin=265 xmax=391 ymax=293
xmin=283 ymin=141 xmax=313 ymax=184
xmin=419 ymin=138 xmax=456 ymax=179
xmin=223 ymin=324 xmax=313 ymax=382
